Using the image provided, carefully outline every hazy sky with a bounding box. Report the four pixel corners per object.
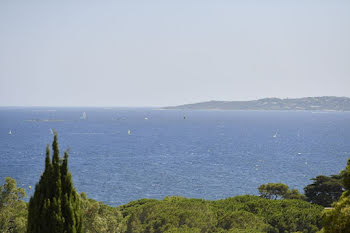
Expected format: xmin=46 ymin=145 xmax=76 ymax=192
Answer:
xmin=0 ymin=0 xmax=349 ymax=107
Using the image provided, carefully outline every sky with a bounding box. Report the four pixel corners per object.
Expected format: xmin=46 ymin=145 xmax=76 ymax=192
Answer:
xmin=0 ymin=0 xmax=349 ymax=107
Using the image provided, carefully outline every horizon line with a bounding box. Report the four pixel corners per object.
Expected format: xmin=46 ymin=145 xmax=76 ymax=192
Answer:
xmin=1 ymin=96 xmax=349 ymax=108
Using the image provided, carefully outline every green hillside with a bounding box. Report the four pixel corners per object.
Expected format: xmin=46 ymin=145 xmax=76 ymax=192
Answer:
xmin=165 ymin=97 xmax=350 ymax=111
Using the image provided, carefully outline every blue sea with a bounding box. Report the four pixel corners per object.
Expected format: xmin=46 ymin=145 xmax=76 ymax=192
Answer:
xmin=0 ymin=108 xmax=349 ymax=206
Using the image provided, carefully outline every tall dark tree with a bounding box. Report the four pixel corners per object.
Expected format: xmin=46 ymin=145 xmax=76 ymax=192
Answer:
xmin=27 ymin=133 xmax=83 ymax=233
xmin=304 ymin=174 xmax=344 ymax=207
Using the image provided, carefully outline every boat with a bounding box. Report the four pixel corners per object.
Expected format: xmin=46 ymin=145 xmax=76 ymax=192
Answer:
xmin=128 ymin=130 xmax=131 ymax=135
xmin=272 ymin=130 xmax=278 ymax=138
xmin=8 ymin=130 xmax=12 ymax=135
xmin=80 ymin=112 xmax=87 ymax=120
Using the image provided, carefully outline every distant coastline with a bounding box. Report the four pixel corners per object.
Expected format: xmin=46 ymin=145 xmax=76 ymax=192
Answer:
xmin=164 ymin=96 xmax=350 ymax=111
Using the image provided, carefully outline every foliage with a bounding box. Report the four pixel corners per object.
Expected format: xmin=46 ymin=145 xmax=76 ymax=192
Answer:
xmin=304 ymin=174 xmax=344 ymax=207
xmin=121 ymin=196 xmax=217 ymax=233
xmin=343 ymin=159 xmax=350 ymax=190
xmin=258 ymin=183 xmax=305 ymax=200
xmin=27 ymin=133 xmax=83 ymax=233
xmin=80 ymin=192 xmax=126 ymax=233
xmin=216 ymin=210 xmax=269 ymax=232
xmin=258 ymin=183 xmax=289 ymax=200
xmin=213 ymin=195 xmax=323 ymax=233
xmin=118 ymin=198 xmax=158 ymax=218
xmin=120 ymin=195 xmax=322 ymax=233
xmin=322 ymin=158 xmax=350 ymax=233
xmin=322 ymin=192 xmax=350 ymax=233
xmin=284 ymin=188 xmax=307 ymax=200
xmin=0 ymin=177 xmax=28 ymax=233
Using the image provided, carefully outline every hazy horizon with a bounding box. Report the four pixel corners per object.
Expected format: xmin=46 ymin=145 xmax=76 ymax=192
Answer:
xmin=1 ymin=0 xmax=349 ymax=107
xmin=0 ymin=95 xmax=349 ymax=108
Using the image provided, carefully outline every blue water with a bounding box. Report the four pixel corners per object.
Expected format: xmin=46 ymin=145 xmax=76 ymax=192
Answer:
xmin=0 ymin=107 xmax=349 ymax=206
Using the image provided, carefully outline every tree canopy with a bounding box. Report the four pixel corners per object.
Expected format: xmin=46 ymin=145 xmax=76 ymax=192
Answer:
xmin=119 ymin=195 xmax=322 ymax=233
xmin=80 ymin=192 xmax=125 ymax=233
xmin=304 ymin=174 xmax=344 ymax=207
xmin=27 ymin=133 xmax=83 ymax=233
xmin=322 ymin=158 xmax=350 ymax=233
xmin=0 ymin=177 xmax=28 ymax=233
xmin=258 ymin=183 xmax=305 ymax=200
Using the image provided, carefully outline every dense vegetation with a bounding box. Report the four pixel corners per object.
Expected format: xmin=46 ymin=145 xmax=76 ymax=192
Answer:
xmin=0 ymin=177 xmax=27 ymax=233
xmin=322 ymin=159 xmax=350 ymax=233
xmin=258 ymin=183 xmax=305 ymax=200
xmin=80 ymin=192 xmax=125 ymax=233
xmin=119 ymin=195 xmax=323 ymax=233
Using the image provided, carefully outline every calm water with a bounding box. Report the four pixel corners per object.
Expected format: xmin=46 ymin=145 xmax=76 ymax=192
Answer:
xmin=0 ymin=108 xmax=349 ymax=206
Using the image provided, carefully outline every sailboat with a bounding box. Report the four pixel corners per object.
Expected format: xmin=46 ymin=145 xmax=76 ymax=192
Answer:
xmin=8 ymin=130 xmax=12 ymax=135
xmin=80 ymin=112 xmax=87 ymax=120
xmin=128 ymin=130 xmax=131 ymax=135
xmin=272 ymin=130 xmax=278 ymax=138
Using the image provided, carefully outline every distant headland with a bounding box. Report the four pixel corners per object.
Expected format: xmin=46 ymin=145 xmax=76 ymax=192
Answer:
xmin=164 ymin=96 xmax=350 ymax=111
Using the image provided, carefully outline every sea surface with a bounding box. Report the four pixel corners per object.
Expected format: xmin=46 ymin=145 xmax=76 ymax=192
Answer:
xmin=0 ymin=107 xmax=349 ymax=206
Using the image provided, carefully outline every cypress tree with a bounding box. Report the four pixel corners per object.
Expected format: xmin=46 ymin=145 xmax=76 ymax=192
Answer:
xmin=27 ymin=132 xmax=83 ymax=233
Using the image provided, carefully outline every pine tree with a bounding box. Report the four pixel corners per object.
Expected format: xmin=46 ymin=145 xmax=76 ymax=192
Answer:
xmin=27 ymin=132 xmax=83 ymax=233
xmin=323 ymin=158 xmax=350 ymax=232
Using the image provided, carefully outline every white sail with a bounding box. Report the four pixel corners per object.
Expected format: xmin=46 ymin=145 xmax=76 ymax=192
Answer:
xmin=128 ymin=130 xmax=131 ymax=135
xmin=273 ymin=130 xmax=278 ymax=138
xmin=80 ymin=112 xmax=87 ymax=120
